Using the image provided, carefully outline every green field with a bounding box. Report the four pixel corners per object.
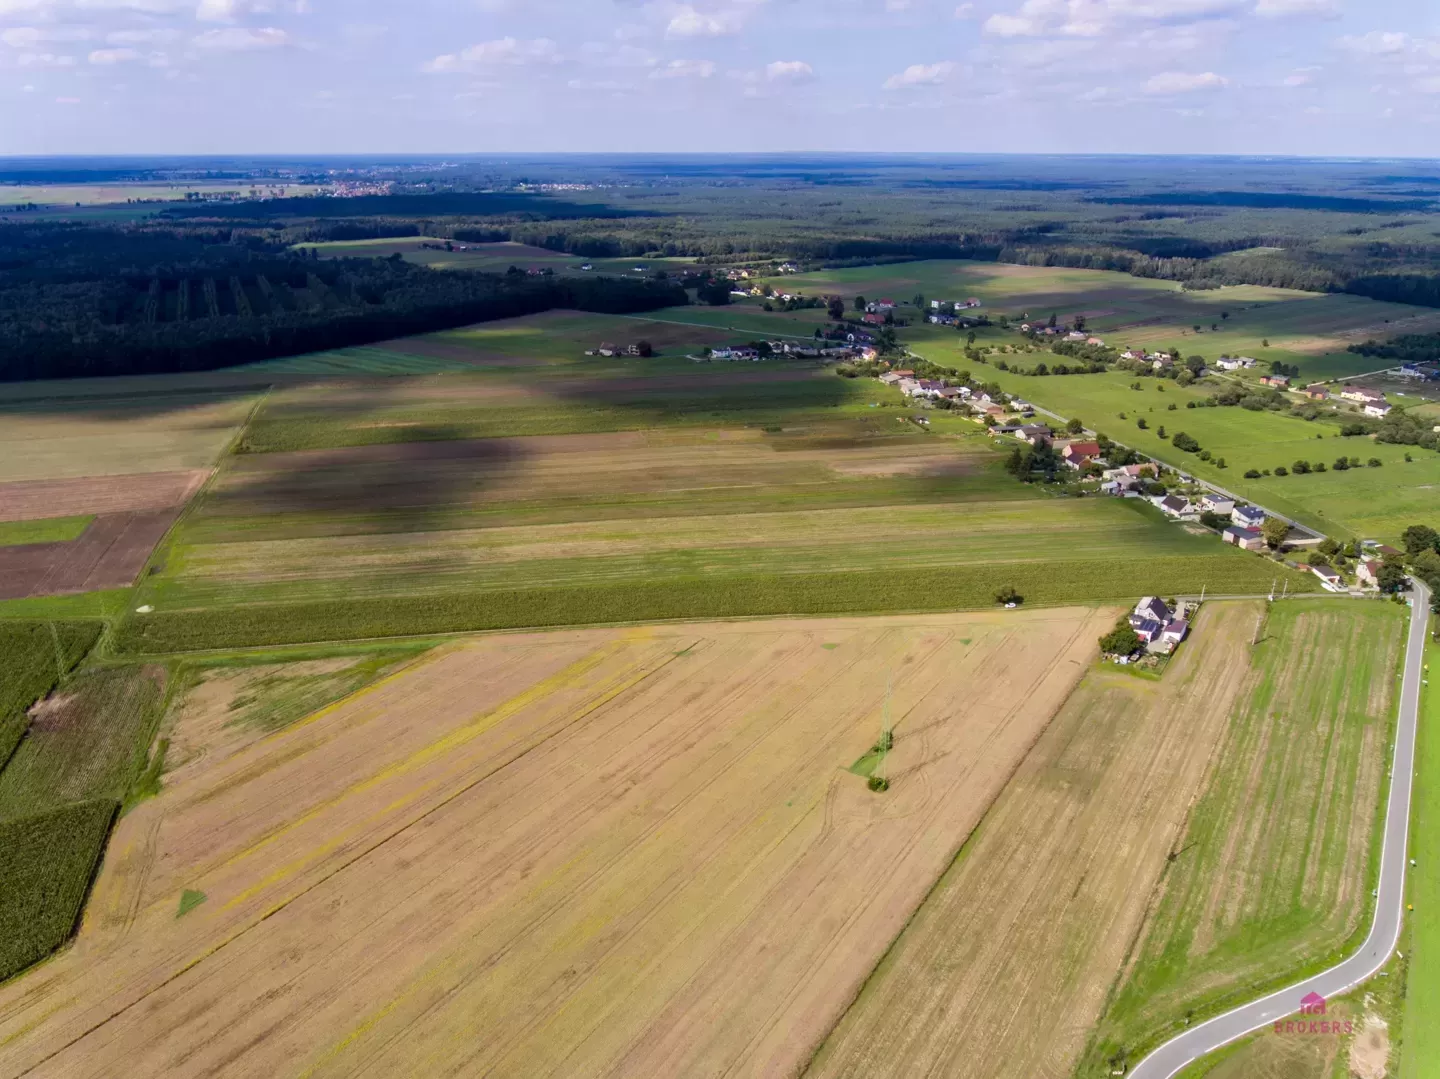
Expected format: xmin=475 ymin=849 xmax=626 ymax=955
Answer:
xmin=0 ymin=517 xmax=94 ymax=547
xmin=117 ymin=316 xmax=1316 ymax=652
xmin=1402 ymin=636 xmax=1440 ymax=1079
xmin=0 ymin=621 xmax=104 ymax=768
xmin=0 ymin=801 xmax=118 ymax=982
xmin=907 ymin=333 xmax=1440 ymax=542
xmin=780 ymin=259 xmax=1440 ymax=383
xmin=301 ymin=237 xmax=697 ymax=277
xmin=1082 ymin=599 xmax=1407 ymax=1074
xmin=0 ymin=666 xmax=164 ymax=817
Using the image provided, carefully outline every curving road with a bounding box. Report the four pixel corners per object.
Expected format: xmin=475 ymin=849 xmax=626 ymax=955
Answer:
xmin=1130 ymin=580 xmax=1432 ymax=1078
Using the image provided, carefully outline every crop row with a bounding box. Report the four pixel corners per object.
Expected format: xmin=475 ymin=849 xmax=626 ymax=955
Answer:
xmin=0 ymin=800 xmax=118 ymax=983
xmin=0 ymin=621 xmax=103 ymax=770
xmin=115 ymin=556 xmax=1316 ymax=653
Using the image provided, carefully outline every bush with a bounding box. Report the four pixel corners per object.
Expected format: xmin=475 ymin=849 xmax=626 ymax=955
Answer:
xmin=1100 ymin=621 xmax=1143 ymax=656
xmin=1244 ymin=469 xmax=1262 ymax=479
xmin=995 ymin=585 xmax=1024 ymax=606
xmin=1275 ymin=466 xmax=1289 ymax=476
xmin=1292 ymin=460 xmax=1311 ymax=475
xmin=1171 ymin=432 xmax=1201 ymax=453
xmin=1368 ymin=458 xmax=1383 ymax=468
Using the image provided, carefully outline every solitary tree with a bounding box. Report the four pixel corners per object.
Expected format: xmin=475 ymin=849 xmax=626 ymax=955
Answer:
xmin=854 ymin=295 xmax=867 ymax=312
xmin=827 ymin=296 xmax=845 ymax=321
xmin=1066 ymin=417 xmax=1084 ymax=435
xmin=1262 ymin=516 xmax=1291 ymax=550
xmin=1099 ymin=623 xmax=1142 ymax=656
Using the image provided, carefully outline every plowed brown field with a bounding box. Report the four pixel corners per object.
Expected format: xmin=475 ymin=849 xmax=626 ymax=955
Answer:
xmin=806 ymin=601 xmax=1261 ymax=1079
xmin=0 ymin=509 xmax=181 ymax=599
xmin=0 ymin=471 xmax=206 ymax=523
xmin=0 ymin=609 xmax=1111 ymax=1079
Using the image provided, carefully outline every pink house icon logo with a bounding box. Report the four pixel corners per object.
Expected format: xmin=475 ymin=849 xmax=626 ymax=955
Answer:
xmin=1299 ymin=992 xmax=1326 ymax=1016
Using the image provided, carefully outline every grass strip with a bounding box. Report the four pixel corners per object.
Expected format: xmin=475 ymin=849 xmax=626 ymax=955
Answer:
xmin=114 ymin=557 xmax=1315 ymax=653
xmin=0 ymin=516 xmax=94 ymax=547
xmin=1401 ymin=636 xmax=1440 ymax=1078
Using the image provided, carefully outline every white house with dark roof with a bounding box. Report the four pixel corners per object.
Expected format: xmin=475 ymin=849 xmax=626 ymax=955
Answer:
xmin=1232 ymin=504 xmax=1266 ymax=530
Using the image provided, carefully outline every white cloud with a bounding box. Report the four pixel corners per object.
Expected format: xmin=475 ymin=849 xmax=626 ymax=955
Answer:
xmin=88 ymin=46 xmax=138 ymax=62
xmin=1282 ymin=71 xmax=1311 ymax=85
xmin=650 ymin=57 xmax=716 ymax=78
xmin=666 ymin=3 xmax=760 ymax=38
xmin=108 ymin=28 xmax=181 ymax=44
xmin=2 ymin=26 xmax=89 ymax=48
xmin=1254 ymin=0 xmax=1338 ymax=15
xmin=1337 ymin=31 xmax=1411 ymax=55
xmin=984 ymin=0 xmax=1248 ymax=39
xmin=423 ymin=37 xmax=561 ymax=72
xmin=765 ymin=59 xmax=813 ymax=81
xmin=954 ymin=1 xmax=974 ymax=14
xmin=192 ymin=26 xmax=288 ymax=49
xmin=883 ymin=60 xmax=955 ymax=89
xmin=17 ymin=52 xmax=77 ymax=66
xmin=1145 ymin=69 xmax=1228 ymax=92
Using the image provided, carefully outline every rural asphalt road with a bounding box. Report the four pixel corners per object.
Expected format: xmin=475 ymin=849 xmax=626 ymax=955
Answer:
xmin=1129 ymin=580 xmax=1432 ymax=1078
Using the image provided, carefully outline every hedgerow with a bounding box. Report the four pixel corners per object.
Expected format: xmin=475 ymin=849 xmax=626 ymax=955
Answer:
xmin=116 ymin=557 xmax=1317 ymax=653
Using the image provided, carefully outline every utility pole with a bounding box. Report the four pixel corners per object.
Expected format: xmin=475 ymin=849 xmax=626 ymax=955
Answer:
xmin=1269 ymin=578 xmax=1276 ymax=602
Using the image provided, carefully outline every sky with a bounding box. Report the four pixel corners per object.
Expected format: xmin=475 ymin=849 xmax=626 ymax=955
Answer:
xmin=1 ymin=0 xmax=1437 ymax=157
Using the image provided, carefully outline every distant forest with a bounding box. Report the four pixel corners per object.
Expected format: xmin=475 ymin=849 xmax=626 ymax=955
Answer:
xmin=0 ymin=224 xmax=685 ymax=382
xmin=8 ymin=155 xmax=1440 ymax=380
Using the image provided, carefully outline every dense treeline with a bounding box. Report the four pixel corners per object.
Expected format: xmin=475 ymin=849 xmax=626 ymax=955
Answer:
xmin=1349 ymin=329 xmax=1440 ymax=363
xmin=0 ymin=224 xmax=685 ymax=381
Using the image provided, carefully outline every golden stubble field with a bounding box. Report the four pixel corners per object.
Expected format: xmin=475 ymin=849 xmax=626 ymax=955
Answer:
xmin=0 ymin=608 xmax=1112 ymax=1079
xmin=807 ymin=601 xmax=1263 ymax=1079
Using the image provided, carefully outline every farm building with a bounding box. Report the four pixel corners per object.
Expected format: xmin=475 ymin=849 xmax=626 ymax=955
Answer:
xmin=1223 ymin=526 xmax=1266 ymax=552
xmin=1364 ymin=401 xmax=1393 ymax=418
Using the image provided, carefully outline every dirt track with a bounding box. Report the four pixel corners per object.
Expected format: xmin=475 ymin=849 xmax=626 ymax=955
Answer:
xmin=0 ymin=610 xmax=1110 ymax=1079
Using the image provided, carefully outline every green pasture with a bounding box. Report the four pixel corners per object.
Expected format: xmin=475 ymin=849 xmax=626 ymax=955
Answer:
xmin=912 ymin=334 xmax=1440 ymax=542
xmin=0 ymin=516 xmax=93 ymax=547
xmin=1403 ymin=637 xmax=1440 ymax=1079
xmin=235 ymin=345 xmax=478 ymax=377
xmin=637 ymin=303 xmax=832 ymax=338
xmin=1082 ymin=599 xmax=1407 ymax=1075
xmin=117 ymin=554 xmax=1307 ymax=655
xmin=780 ymin=259 xmax=1436 ymax=381
xmin=301 ymin=238 xmax=696 ymax=276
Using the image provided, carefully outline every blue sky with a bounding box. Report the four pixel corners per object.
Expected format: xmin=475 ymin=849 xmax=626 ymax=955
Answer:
xmin=1 ymin=0 xmax=1436 ymax=156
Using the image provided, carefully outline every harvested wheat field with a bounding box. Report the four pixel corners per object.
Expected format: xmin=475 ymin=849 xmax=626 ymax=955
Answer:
xmin=806 ymin=600 xmax=1262 ymax=1079
xmin=0 ymin=608 xmax=1111 ymax=1079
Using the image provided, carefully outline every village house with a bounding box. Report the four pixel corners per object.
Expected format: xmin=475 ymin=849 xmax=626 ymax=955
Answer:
xmin=1152 ymin=356 xmax=1176 ymax=372
xmin=1364 ymin=400 xmax=1393 ymax=419
xmin=1259 ymin=374 xmax=1291 ymax=388
xmin=1223 ymin=526 xmax=1266 ymax=551
xmin=1231 ymin=504 xmax=1266 ymax=530
xmin=1101 ymin=475 xmax=1144 ymax=496
xmin=1010 ymin=398 xmax=1035 ymax=415
xmin=896 ymin=377 xmax=921 ymax=396
xmin=1128 ymin=597 xmax=1190 ymax=652
xmin=1060 ymin=441 xmax=1103 ymax=469
xmin=1311 ymin=564 xmax=1345 ymax=592
xmin=1086 ymin=336 xmax=1106 ymax=347
xmin=1200 ymin=493 xmax=1236 ymax=516
xmin=1156 ymin=494 xmax=1195 ymax=519
xmin=1215 ymin=356 xmax=1258 ymax=372
xmin=861 ymin=312 xmax=887 ymax=326
xmin=1357 ymin=559 xmax=1382 ymax=589
xmin=1339 ymin=384 xmax=1386 ymax=405
xmin=1018 ymin=423 xmax=1053 ymax=445
xmin=1302 ymin=385 xmax=1330 ymax=401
